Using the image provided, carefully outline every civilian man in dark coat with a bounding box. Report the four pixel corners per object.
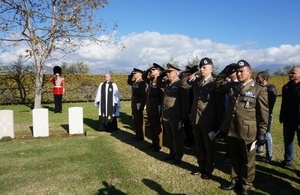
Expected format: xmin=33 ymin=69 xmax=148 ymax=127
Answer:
xmin=279 ymin=66 xmax=300 ymax=167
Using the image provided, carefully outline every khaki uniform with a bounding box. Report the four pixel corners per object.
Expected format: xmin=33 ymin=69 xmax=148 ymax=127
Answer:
xmin=162 ymin=78 xmax=189 ymax=160
xmin=190 ymin=76 xmax=216 ymax=175
xmin=215 ymin=75 xmax=269 ymax=190
xmin=128 ymin=76 xmax=147 ymax=140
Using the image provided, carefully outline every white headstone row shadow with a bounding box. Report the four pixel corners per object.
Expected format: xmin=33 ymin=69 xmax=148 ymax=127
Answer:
xmin=0 ymin=107 xmax=84 ymax=139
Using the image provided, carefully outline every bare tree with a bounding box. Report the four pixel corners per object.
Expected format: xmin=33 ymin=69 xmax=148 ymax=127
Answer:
xmin=0 ymin=0 xmax=117 ymax=108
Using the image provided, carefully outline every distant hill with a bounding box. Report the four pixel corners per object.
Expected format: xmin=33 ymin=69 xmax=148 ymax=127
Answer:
xmin=253 ymin=64 xmax=285 ymax=74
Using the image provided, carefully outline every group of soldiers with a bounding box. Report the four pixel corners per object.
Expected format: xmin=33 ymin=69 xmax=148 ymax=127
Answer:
xmin=127 ymin=57 xmax=280 ymax=195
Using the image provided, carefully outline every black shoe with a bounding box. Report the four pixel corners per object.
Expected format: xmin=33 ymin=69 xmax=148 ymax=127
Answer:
xmin=240 ymin=188 xmax=249 ymax=195
xmin=191 ymin=169 xmax=201 ymax=175
xmin=172 ymin=158 xmax=181 ymax=165
xmin=280 ymin=160 xmax=293 ymax=167
xmin=201 ymin=173 xmax=211 ymax=180
xmin=221 ymin=183 xmax=239 ymax=190
xmin=261 ymin=156 xmax=273 ymax=163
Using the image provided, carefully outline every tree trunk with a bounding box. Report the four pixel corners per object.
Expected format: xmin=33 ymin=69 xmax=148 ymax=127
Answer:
xmin=34 ymin=61 xmax=44 ymax=109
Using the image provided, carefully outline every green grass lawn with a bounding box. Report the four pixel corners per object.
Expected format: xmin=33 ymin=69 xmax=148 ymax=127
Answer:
xmin=0 ymin=98 xmax=300 ymax=195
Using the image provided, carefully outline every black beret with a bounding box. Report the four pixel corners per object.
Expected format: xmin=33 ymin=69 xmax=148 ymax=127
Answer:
xmin=237 ymin=59 xmax=251 ymax=69
xmin=53 ymin=66 xmax=62 ymax=75
xmin=166 ymin=63 xmax=181 ymax=71
xmin=152 ymin=63 xmax=165 ymax=71
xmin=199 ymin=57 xmax=213 ymax=67
xmin=187 ymin=65 xmax=199 ymax=74
xmin=132 ymin=68 xmax=143 ymax=73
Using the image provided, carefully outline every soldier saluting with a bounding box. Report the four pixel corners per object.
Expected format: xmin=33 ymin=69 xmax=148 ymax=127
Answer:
xmin=49 ymin=66 xmax=65 ymax=113
xmin=216 ymin=60 xmax=269 ymax=195
xmin=127 ymin=68 xmax=147 ymax=141
xmin=143 ymin=63 xmax=165 ymax=152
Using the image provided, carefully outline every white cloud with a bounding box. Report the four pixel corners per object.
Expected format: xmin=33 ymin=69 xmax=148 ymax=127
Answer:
xmin=1 ymin=31 xmax=300 ymax=74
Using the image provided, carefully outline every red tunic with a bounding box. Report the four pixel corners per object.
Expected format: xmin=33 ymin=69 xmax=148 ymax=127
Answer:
xmin=49 ymin=77 xmax=65 ymax=95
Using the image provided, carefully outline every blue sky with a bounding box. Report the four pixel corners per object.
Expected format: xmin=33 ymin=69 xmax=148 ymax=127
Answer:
xmin=101 ymin=0 xmax=300 ymax=49
xmin=1 ymin=0 xmax=300 ymax=74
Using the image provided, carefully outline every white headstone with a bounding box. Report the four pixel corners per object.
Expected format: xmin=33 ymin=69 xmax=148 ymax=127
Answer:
xmin=32 ymin=108 xmax=49 ymax=137
xmin=0 ymin=110 xmax=14 ymax=139
xmin=68 ymin=107 xmax=83 ymax=134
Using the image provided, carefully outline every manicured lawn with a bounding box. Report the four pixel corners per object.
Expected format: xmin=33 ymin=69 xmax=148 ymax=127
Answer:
xmin=0 ymin=98 xmax=299 ymax=195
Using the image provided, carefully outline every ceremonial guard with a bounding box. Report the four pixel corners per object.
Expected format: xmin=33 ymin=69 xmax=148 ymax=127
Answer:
xmin=190 ymin=57 xmax=217 ymax=179
xmin=127 ymin=68 xmax=147 ymax=141
xmin=216 ymin=60 xmax=269 ymax=195
xmin=143 ymin=63 xmax=165 ymax=152
xmin=49 ymin=66 xmax=65 ymax=113
xmin=162 ymin=63 xmax=189 ymax=164
xmin=94 ymin=74 xmax=121 ymax=132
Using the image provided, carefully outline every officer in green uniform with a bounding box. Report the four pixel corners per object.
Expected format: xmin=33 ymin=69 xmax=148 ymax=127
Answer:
xmin=127 ymin=68 xmax=147 ymax=141
xmin=162 ymin=63 xmax=189 ymax=164
xmin=143 ymin=63 xmax=165 ymax=152
xmin=216 ymin=60 xmax=269 ymax=195
xmin=190 ymin=57 xmax=217 ymax=180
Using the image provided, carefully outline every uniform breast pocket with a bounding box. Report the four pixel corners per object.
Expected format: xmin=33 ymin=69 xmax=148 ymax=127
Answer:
xmin=241 ymin=97 xmax=255 ymax=109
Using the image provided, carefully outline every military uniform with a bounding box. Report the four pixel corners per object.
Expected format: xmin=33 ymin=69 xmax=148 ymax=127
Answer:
xmin=143 ymin=63 xmax=165 ymax=151
xmin=49 ymin=66 xmax=65 ymax=113
xmin=216 ymin=60 xmax=268 ymax=192
xmin=190 ymin=74 xmax=216 ymax=177
xmin=162 ymin=64 xmax=189 ymax=164
xmin=127 ymin=68 xmax=147 ymax=141
xmin=180 ymin=65 xmax=198 ymax=147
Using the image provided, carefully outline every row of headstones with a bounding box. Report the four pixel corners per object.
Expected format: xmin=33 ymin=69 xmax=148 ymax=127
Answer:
xmin=0 ymin=107 xmax=84 ymax=139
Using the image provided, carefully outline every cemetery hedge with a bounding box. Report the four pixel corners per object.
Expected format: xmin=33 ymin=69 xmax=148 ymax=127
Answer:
xmin=0 ymin=74 xmax=288 ymax=105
